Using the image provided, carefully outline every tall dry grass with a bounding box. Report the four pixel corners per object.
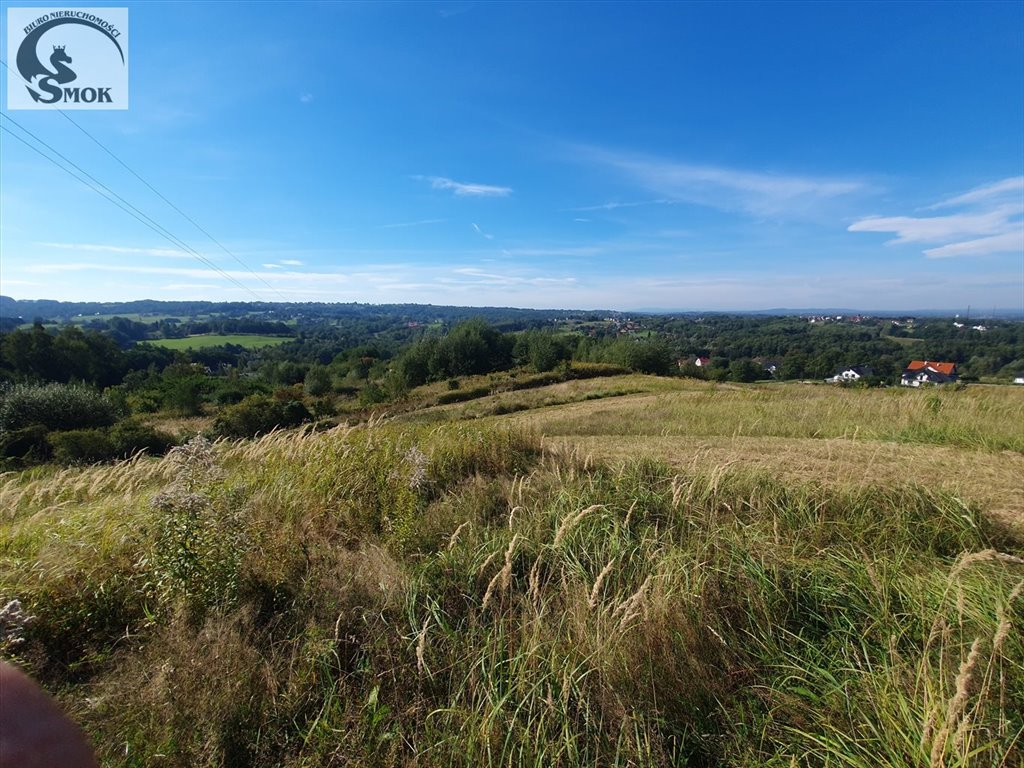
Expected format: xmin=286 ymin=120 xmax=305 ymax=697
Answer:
xmin=513 ymin=380 xmax=1024 ymax=452
xmin=0 ymin=419 xmax=1020 ymax=766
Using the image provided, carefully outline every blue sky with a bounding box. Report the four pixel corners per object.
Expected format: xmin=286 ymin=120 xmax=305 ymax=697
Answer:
xmin=1 ymin=0 xmax=1022 ymax=311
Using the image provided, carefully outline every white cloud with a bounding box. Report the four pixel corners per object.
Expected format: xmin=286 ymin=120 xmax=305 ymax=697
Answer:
xmin=24 ymin=263 xmax=348 ymax=284
xmin=927 ymin=177 xmax=1024 ymax=209
xmin=380 ymin=218 xmax=445 ymax=229
xmin=848 ymin=205 xmax=1022 ymax=243
xmin=849 ymin=178 xmax=1024 ymax=258
xmin=499 ymin=246 xmax=603 ymax=258
xmin=299 ymin=93 xmax=314 ymax=103
xmin=417 ymin=175 xmax=512 ymax=197
xmin=471 ymin=223 xmax=494 ymax=240
xmin=447 ymin=267 xmax=576 ymax=288
xmin=923 ymin=231 xmax=1024 ymax=259
xmin=568 ymin=199 xmax=675 ymax=212
xmin=37 ymin=242 xmax=192 ymax=258
xmin=578 ymin=147 xmax=866 ymax=218
xmin=262 ymin=264 xmax=282 ymax=269
xmin=279 ymin=259 xmax=304 ymax=266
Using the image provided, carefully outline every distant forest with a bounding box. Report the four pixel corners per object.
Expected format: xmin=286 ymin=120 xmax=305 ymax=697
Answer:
xmin=1 ymin=297 xmax=1022 ymax=467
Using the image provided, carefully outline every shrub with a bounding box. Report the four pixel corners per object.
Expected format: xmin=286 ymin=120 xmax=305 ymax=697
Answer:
xmin=48 ymin=428 xmax=115 ymax=465
xmin=109 ymin=419 xmax=175 ymax=458
xmin=436 ymin=385 xmax=490 ymax=405
xmin=0 ymin=424 xmax=51 ymax=465
xmin=0 ymin=382 xmax=117 ymax=432
xmin=212 ymin=394 xmax=311 ymax=439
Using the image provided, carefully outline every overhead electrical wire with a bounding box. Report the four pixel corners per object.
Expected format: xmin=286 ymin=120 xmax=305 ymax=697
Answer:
xmin=0 ymin=112 xmax=265 ymax=300
xmin=56 ymin=110 xmax=290 ymax=301
xmin=0 ymin=57 xmax=287 ymax=301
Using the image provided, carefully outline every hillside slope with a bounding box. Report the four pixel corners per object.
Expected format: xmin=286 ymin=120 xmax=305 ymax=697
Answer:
xmin=1 ymin=381 xmax=1022 ymax=766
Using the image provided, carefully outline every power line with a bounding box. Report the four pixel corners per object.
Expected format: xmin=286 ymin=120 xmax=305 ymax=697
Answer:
xmin=56 ymin=109 xmax=290 ymax=301
xmin=0 ymin=113 xmax=264 ymax=299
xmin=0 ymin=118 xmax=262 ymax=299
xmin=1 ymin=56 xmax=287 ymax=301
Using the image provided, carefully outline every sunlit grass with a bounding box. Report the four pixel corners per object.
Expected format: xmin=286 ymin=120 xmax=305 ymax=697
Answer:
xmin=1 ymin=417 xmax=1021 ymax=766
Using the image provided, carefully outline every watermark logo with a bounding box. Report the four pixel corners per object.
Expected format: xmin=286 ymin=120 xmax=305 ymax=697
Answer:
xmin=6 ymin=7 xmax=128 ymax=109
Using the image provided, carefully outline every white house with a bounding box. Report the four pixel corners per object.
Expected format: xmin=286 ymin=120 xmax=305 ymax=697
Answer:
xmin=901 ymin=361 xmax=958 ymax=387
xmin=827 ymin=365 xmax=873 ymax=383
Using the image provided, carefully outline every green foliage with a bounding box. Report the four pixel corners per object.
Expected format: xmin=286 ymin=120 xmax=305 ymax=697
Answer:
xmin=43 ymin=422 xmax=172 ymax=466
xmin=395 ymin=319 xmax=515 ymax=388
xmin=108 ymin=419 xmax=175 ymax=458
xmin=728 ymin=357 xmax=762 ymax=383
xmin=0 ymin=382 xmax=117 ymax=432
xmin=0 ymin=323 xmax=126 ymax=386
xmin=212 ymin=393 xmax=311 ymax=439
xmin=47 ymin=429 xmax=116 ymax=465
xmin=0 ymin=424 xmax=51 ymax=465
xmin=303 ymin=364 xmax=333 ymax=396
xmin=148 ymin=437 xmax=248 ymax=616
xmin=436 ymin=385 xmax=491 ymax=405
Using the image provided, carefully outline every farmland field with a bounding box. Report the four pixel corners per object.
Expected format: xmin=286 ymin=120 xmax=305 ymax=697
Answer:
xmin=149 ymin=334 xmax=291 ymax=350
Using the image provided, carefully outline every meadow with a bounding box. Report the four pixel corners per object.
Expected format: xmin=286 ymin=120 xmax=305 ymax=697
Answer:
xmin=0 ymin=379 xmax=1022 ymax=766
xmin=149 ymin=334 xmax=292 ymax=350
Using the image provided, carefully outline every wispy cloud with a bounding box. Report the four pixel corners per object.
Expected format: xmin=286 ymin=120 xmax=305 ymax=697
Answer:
xmin=299 ymin=93 xmax=314 ymax=104
xmin=923 ymin=231 xmax=1024 ymax=259
xmin=262 ymin=263 xmax=282 ymax=269
xmin=848 ymin=206 xmax=1021 ymax=243
xmin=849 ymin=178 xmax=1024 ymax=258
xmin=499 ymin=246 xmax=603 ymax=258
xmin=437 ymin=4 xmax=473 ymax=18
xmin=24 ymin=263 xmax=347 ymax=283
xmin=279 ymin=259 xmax=304 ymax=266
xmin=38 ymin=242 xmax=193 ymax=259
xmin=416 ymin=175 xmax=512 ymax=197
xmin=568 ymin=199 xmax=675 ymax=212
xmin=471 ymin=223 xmax=494 ymax=240
xmin=447 ymin=267 xmax=576 ymax=287
xmin=380 ymin=218 xmax=446 ymax=229
xmin=926 ymin=176 xmax=1024 ymax=209
xmin=578 ymin=146 xmax=866 ymax=218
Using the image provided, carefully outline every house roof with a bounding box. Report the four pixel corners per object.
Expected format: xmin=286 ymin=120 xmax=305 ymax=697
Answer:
xmin=906 ymin=360 xmax=957 ymax=375
xmin=903 ymin=369 xmax=954 ymax=383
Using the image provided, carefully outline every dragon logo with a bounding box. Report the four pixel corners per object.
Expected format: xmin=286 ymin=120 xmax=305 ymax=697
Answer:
xmin=7 ymin=9 xmax=128 ymax=109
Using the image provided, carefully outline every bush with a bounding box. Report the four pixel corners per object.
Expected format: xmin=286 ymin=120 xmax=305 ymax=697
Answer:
xmin=0 ymin=424 xmax=51 ymax=465
xmin=0 ymin=382 xmax=117 ymax=432
xmin=109 ymin=419 xmax=175 ymax=458
xmin=436 ymin=385 xmax=490 ymax=405
xmin=212 ymin=394 xmax=311 ymax=439
xmin=48 ymin=428 xmax=115 ymax=465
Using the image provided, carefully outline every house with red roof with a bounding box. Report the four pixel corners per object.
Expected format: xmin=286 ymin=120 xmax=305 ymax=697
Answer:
xmin=900 ymin=360 xmax=958 ymax=387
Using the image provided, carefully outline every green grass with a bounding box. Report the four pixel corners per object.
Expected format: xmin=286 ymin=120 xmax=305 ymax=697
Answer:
xmin=1 ymin=421 xmax=1021 ymax=767
xmin=505 ymin=378 xmax=1024 ymax=452
xmin=149 ymin=334 xmax=292 ymax=350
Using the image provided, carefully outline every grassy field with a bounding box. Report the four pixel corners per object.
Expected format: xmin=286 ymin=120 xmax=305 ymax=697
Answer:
xmin=1 ymin=378 xmax=1022 ymax=766
xmin=400 ymin=376 xmax=1024 ymax=532
xmin=150 ymin=334 xmax=292 ymax=350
